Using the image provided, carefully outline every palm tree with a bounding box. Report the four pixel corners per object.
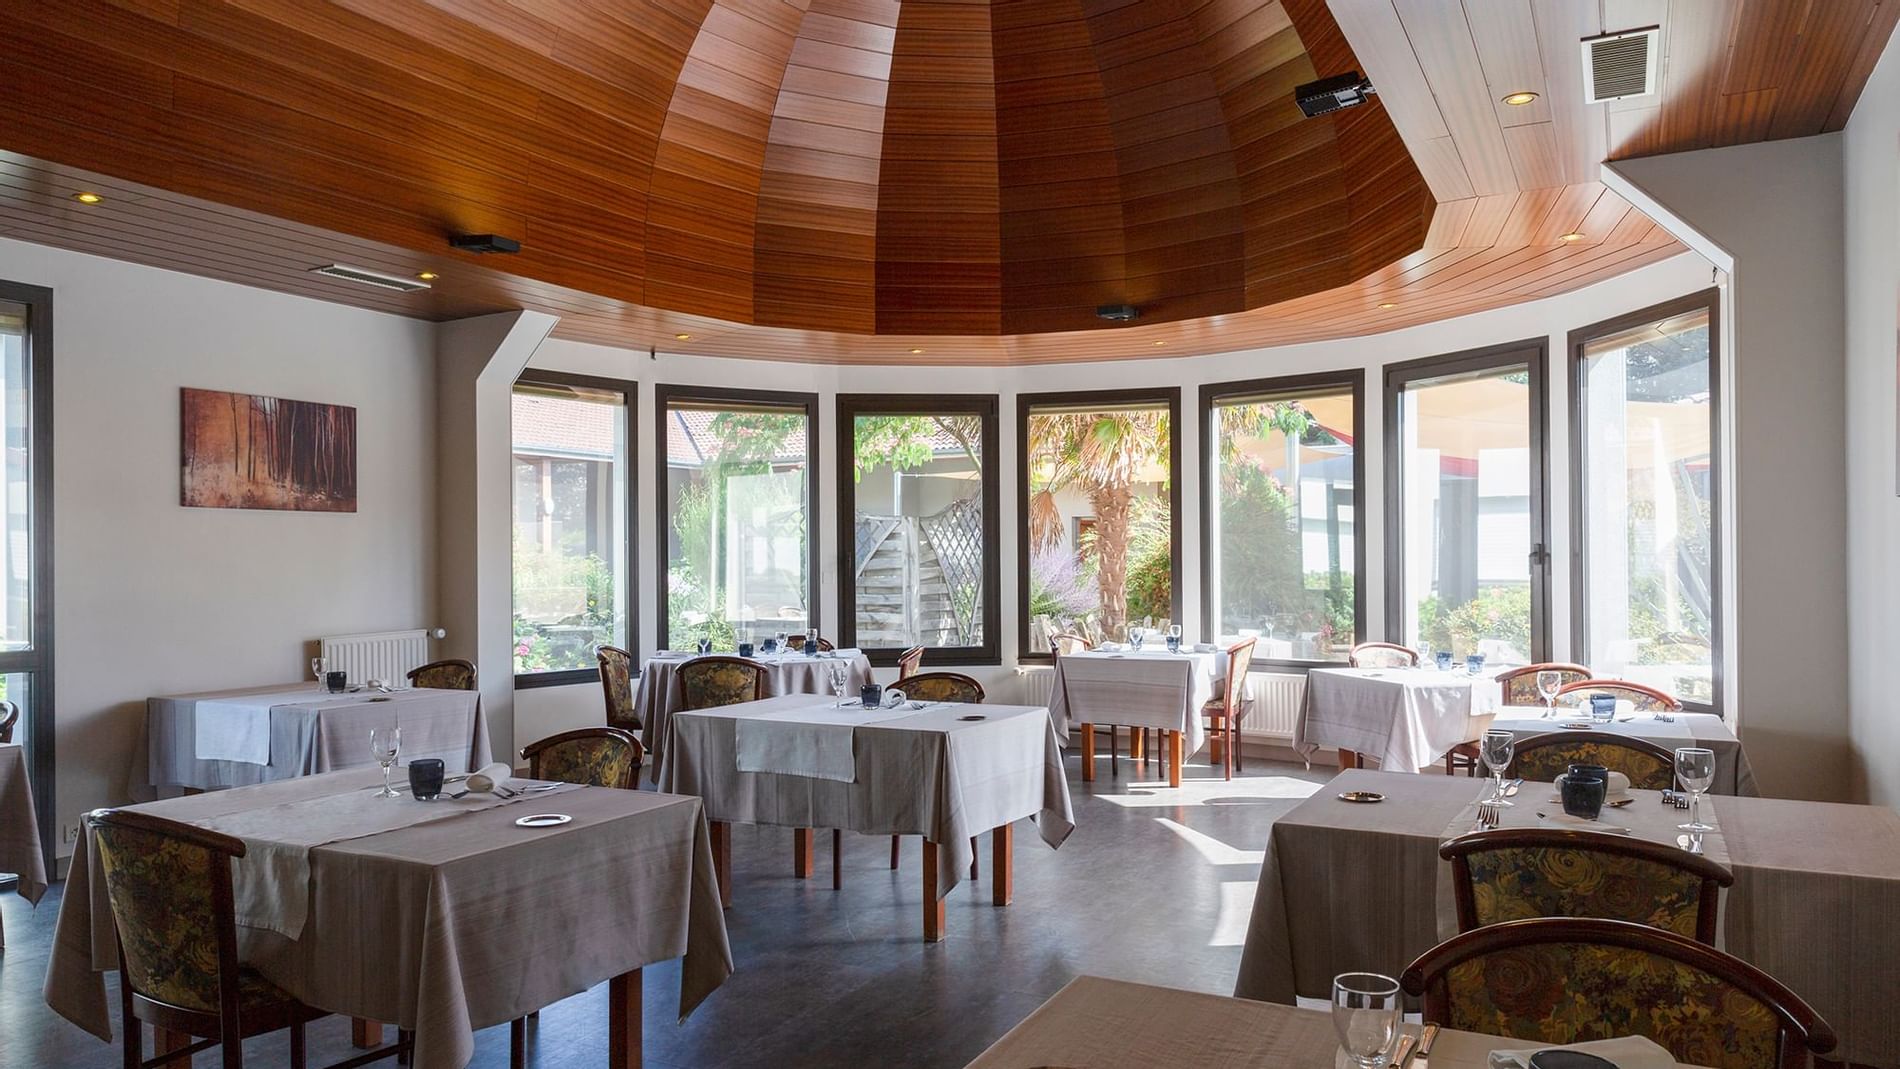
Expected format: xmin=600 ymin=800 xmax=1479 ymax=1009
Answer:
xmin=1026 ymin=409 xmax=1170 ymax=635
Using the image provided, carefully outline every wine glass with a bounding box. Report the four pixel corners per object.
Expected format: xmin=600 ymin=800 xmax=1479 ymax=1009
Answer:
xmin=369 ymin=727 xmax=402 ymax=798
xmin=1167 ymin=623 xmax=1183 ymax=653
xmin=311 ymin=656 xmax=327 ymax=688
xmin=1331 ymin=973 xmax=1402 ymax=1069
xmin=829 ymin=662 xmax=851 ymax=705
xmin=1675 ymin=747 xmax=1716 ymax=832
xmin=1416 ymin=641 xmax=1432 ymax=667
xmin=1536 ymin=670 xmax=1563 ymax=715
xmin=773 ymin=630 xmax=789 ymax=655
xmin=1480 ymin=729 xmax=1516 ymax=806
xmin=1129 ymin=625 xmax=1145 ymax=652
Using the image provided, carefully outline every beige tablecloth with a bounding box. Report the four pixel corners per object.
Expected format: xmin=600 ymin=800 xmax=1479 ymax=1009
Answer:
xmin=146 ymin=683 xmax=490 ymax=792
xmin=0 ymin=742 xmax=47 ymax=949
xmin=1488 ymin=710 xmax=1758 ymax=795
xmin=965 ymin=976 xmax=1705 ymax=1068
xmin=1294 ymin=667 xmax=1500 ymax=772
xmin=1046 ymin=649 xmax=1221 ymax=755
xmin=635 ymin=651 xmax=874 ymax=781
xmin=1234 ymin=769 xmax=1900 ymax=1068
xmin=659 ymin=694 xmax=1074 ymax=899
xmin=45 ymin=768 xmax=733 ymax=1069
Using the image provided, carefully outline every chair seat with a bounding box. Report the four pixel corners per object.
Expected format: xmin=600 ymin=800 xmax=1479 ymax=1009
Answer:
xmin=227 ymin=967 xmax=321 ymax=1037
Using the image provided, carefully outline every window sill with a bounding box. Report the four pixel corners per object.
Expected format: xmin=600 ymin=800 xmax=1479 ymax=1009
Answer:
xmin=515 ymin=668 xmax=599 ymax=690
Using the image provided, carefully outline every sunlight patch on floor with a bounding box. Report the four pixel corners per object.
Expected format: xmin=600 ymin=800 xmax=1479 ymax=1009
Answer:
xmin=1091 ymin=772 xmax=1323 ymax=809
xmin=1154 ymin=816 xmax=1264 ymax=866
xmin=1210 ymin=880 xmax=1257 ymax=947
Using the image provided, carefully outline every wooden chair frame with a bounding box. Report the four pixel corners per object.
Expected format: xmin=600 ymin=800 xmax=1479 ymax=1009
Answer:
xmin=1506 ymin=730 xmax=1678 ymax=789
xmin=895 ymin=646 xmax=924 ymax=681
xmin=520 ymin=726 xmax=644 ymax=790
xmin=1441 ymin=827 xmax=1733 ymax=944
xmin=894 ymin=671 xmax=985 ymax=704
xmin=405 ymin=658 xmax=477 ymax=691
xmin=1554 ymin=677 xmax=1684 ymax=712
xmin=595 ymin=645 xmax=637 ymax=729
xmin=785 ymin=634 xmax=835 ymax=652
xmin=1400 ymin=917 xmax=1835 ymax=1069
xmin=1348 ymin=641 xmax=1419 ymax=668
xmin=0 ymin=699 xmax=16 ymax=743
xmin=674 ymin=656 xmax=768 ymax=710
xmin=1493 ymin=662 xmax=1593 ymax=704
xmin=1203 ymin=637 xmax=1257 ymax=780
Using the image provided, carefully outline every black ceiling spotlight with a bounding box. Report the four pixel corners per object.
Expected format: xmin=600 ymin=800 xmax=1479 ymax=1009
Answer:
xmin=1294 ymin=71 xmax=1377 ymax=117
xmin=1096 ymin=304 xmax=1140 ymax=323
xmin=450 ymin=232 xmax=522 ymax=254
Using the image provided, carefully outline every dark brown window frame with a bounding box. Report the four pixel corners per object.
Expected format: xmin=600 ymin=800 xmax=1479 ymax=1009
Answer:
xmin=654 ymin=384 xmax=822 ymax=652
xmin=1199 ymin=369 xmax=1367 ymax=672
xmin=0 ymin=281 xmax=53 ymax=873
xmin=835 ymin=394 xmax=1001 ymax=667
xmin=511 ymin=370 xmax=638 ymax=690
xmin=1016 ymin=387 xmax=1183 ymax=664
xmin=1383 ymin=339 xmax=1552 ymax=663
xmin=1569 ymin=288 xmax=1723 ymax=716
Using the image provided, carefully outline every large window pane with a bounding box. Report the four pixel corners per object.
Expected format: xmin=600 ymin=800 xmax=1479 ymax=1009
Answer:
xmin=1021 ymin=392 xmax=1177 ymax=654
xmin=1392 ymin=353 xmax=1545 ymax=666
xmin=0 ymin=303 xmax=31 ymax=653
xmin=841 ymin=398 xmax=998 ymax=662
xmin=662 ymin=391 xmax=815 ymax=651
xmin=1578 ymin=303 xmax=1716 ymax=705
xmin=1207 ymin=379 xmax=1358 ymax=662
xmin=511 ymin=379 xmax=630 ymax=678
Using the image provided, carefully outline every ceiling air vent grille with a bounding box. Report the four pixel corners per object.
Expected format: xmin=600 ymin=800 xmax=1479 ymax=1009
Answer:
xmin=1580 ymin=27 xmax=1659 ymax=104
xmin=308 ymin=264 xmax=432 ymax=293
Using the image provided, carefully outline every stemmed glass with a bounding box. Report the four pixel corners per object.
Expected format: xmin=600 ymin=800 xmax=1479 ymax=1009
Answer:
xmin=1167 ymin=623 xmax=1183 ymax=653
xmin=829 ymin=662 xmax=851 ymax=706
xmin=311 ymin=657 xmax=327 ymax=688
xmin=1331 ymin=973 xmax=1402 ymax=1069
xmin=1675 ymin=747 xmax=1716 ymax=832
xmin=369 ymin=727 xmax=402 ymax=798
xmin=1536 ymin=670 xmax=1563 ymax=716
xmin=773 ymin=631 xmax=789 ymax=655
xmin=1480 ymin=728 xmax=1516 ymax=806
xmin=1129 ymin=626 xmax=1145 ymax=652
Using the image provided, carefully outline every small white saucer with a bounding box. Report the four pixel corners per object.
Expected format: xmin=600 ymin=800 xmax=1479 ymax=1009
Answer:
xmin=515 ymin=813 xmax=571 ymax=828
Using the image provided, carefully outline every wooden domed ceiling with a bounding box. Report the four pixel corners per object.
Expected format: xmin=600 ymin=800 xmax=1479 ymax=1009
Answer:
xmin=0 ymin=0 xmax=1430 ymax=338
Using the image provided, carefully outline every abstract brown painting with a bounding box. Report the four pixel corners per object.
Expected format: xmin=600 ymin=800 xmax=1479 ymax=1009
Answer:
xmin=181 ymin=387 xmax=357 ymax=512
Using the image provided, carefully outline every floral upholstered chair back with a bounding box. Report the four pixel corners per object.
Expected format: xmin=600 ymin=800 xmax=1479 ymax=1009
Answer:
xmin=1508 ymin=731 xmax=1677 ymax=791
xmin=1348 ymin=642 xmax=1419 ymax=669
xmin=1495 ymin=663 xmax=1592 ymax=705
xmin=899 ymin=672 xmax=985 ymax=704
xmin=677 ymin=656 xmax=766 ymax=710
xmin=1406 ymin=921 xmax=1829 ymax=1069
xmin=407 ymin=658 xmax=477 ymax=691
xmin=596 ymin=645 xmax=638 ymax=730
xmin=1444 ymin=830 xmax=1731 ymax=943
xmin=785 ymin=634 xmax=835 ymax=652
xmin=1554 ymin=679 xmax=1683 ymax=713
xmin=524 ymin=727 xmax=642 ymax=790
xmin=89 ymin=811 xmax=241 ymax=1014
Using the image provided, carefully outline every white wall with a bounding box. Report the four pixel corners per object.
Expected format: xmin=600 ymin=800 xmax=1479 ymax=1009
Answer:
xmin=515 ymin=252 xmax=1717 ymax=746
xmin=1845 ymin=32 xmax=1900 ymax=807
xmin=0 ymin=237 xmax=437 ymax=856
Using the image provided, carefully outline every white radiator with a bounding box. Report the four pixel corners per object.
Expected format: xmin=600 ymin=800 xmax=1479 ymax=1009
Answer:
xmin=319 ymin=629 xmax=432 ymax=686
xmin=1016 ymin=667 xmax=1305 ymax=739
xmin=1018 ymin=666 xmax=1056 ymax=707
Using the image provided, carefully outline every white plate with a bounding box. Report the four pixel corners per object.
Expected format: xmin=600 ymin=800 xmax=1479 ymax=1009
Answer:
xmin=515 ymin=813 xmax=572 ymax=828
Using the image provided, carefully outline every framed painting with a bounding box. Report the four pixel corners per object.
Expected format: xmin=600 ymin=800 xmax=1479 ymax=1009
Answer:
xmin=180 ymin=387 xmax=357 ymax=512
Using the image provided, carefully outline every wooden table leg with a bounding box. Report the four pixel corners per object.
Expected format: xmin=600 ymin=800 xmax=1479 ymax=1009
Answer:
xmin=832 ymin=828 xmax=842 ymax=890
xmin=992 ymin=823 xmax=1013 ymax=906
xmin=793 ymin=828 xmax=814 ymax=879
xmin=710 ymin=820 xmax=732 ymax=908
xmin=921 ymin=839 xmax=946 ymax=942
xmin=352 ymin=1019 xmax=383 ymax=1049
xmin=607 ymin=968 xmax=642 ymax=1069
xmin=1168 ymin=730 xmax=1183 ymax=788
xmin=1130 ymin=727 xmax=1144 ymax=760
xmin=1209 ymin=726 xmax=1223 ymax=768
xmin=156 ymin=1028 xmax=191 ymax=1066
xmin=1079 ymin=723 xmax=1095 ymax=782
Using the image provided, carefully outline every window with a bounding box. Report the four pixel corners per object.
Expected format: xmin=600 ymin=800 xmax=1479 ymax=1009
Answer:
xmin=837 ymin=395 xmax=999 ymax=665
xmin=1202 ymin=373 xmax=1363 ymax=665
xmin=658 ymin=386 xmax=819 ymax=651
xmin=511 ymin=374 xmax=633 ymax=685
xmin=0 ymin=282 xmax=51 ymax=875
xmin=1018 ymin=389 xmax=1180 ymax=660
xmin=1386 ymin=343 xmax=1549 ymax=667
xmin=1573 ymin=292 xmax=1720 ymax=710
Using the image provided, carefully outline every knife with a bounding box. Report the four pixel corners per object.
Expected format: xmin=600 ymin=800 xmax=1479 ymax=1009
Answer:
xmin=1387 ymin=1034 xmax=1417 ymax=1069
xmin=1413 ymin=1023 xmax=1439 ymax=1069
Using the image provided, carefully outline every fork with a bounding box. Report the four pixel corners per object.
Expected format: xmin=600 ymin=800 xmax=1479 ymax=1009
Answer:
xmin=1476 ymin=800 xmax=1501 ymax=829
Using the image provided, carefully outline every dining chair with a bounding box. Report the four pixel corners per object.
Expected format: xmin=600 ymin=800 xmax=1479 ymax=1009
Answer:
xmin=784 ymin=634 xmax=835 ymax=652
xmin=1495 ymin=662 xmax=1593 ymax=706
xmin=1507 ymin=730 xmax=1677 ymax=790
xmin=405 ymin=658 xmax=477 ymax=691
xmin=1200 ymin=637 xmax=1256 ymax=780
xmin=886 ymin=674 xmax=985 ymax=879
xmin=1050 ymin=633 xmax=1093 ymax=655
xmin=675 ymin=656 xmax=767 ymax=710
xmin=1400 ymin=917 xmax=1835 ymax=1069
xmin=896 ymin=645 xmax=925 ymax=681
xmin=1440 ymin=828 xmax=1733 ymax=943
xmin=87 ymin=808 xmax=408 ymax=1069
xmin=520 ymin=726 xmax=642 ymax=790
xmin=1348 ymin=641 xmax=1419 ymax=668
xmin=1555 ymin=678 xmax=1685 ymax=713
xmin=0 ymin=699 xmax=17 ymax=743
xmin=595 ymin=645 xmax=639 ymax=731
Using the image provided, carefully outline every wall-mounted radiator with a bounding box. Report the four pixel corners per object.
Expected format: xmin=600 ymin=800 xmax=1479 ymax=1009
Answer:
xmin=319 ymin=629 xmax=433 ymax=686
xmin=1017 ymin=667 xmax=1307 ymax=740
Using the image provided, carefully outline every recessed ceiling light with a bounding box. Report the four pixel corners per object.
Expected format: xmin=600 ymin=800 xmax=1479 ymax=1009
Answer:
xmin=674 ymin=333 xmax=692 ymax=340
xmin=416 ymin=271 xmax=439 ymax=281
xmin=73 ymin=191 xmax=102 ymax=204
xmin=1378 ymin=302 xmax=1397 ymax=310
xmin=1560 ymin=232 xmax=1585 ymax=242
xmin=909 ymin=348 xmax=925 ymax=355
xmin=1501 ymin=91 xmax=1539 ymax=106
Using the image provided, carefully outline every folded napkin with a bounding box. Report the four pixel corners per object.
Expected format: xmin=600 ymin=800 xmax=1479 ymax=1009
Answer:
xmin=1539 ymin=811 xmax=1635 ymax=834
xmin=1489 ymin=1035 xmax=1677 ymax=1069
xmin=193 ymin=696 xmax=282 ymax=765
xmin=1096 ymin=642 xmax=1124 ymax=652
xmin=1193 ymin=643 xmax=1218 ymax=653
xmin=463 ymin=762 xmax=514 ymax=793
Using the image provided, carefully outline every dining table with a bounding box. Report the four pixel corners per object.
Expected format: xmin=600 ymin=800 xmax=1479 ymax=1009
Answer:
xmin=633 ymin=648 xmax=875 ymax=781
xmin=1486 ymin=708 xmax=1758 ymax=795
xmin=964 ymin=975 xmax=1709 ymax=1068
xmin=1233 ymin=768 xmax=1900 ymax=1068
xmin=1045 ymin=646 xmax=1224 ymax=787
xmin=0 ymin=741 xmax=47 ymax=949
xmin=1294 ymin=666 xmax=1500 ymax=773
xmin=145 ymin=682 xmax=489 ymax=793
xmin=658 ymin=693 xmax=1074 ymax=942
xmin=45 ymin=766 xmax=732 ymax=1069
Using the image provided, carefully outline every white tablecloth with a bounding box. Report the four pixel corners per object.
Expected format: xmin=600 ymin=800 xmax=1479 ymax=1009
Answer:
xmin=1294 ymin=666 xmax=1499 ymax=772
xmin=635 ymin=651 xmax=875 ymax=781
xmin=1046 ymin=649 xmax=1223 ymax=756
xmin=0 ymin=742 xmax=46 ymax=950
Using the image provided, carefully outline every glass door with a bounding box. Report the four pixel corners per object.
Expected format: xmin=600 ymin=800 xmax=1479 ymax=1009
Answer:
xmin=0 ymin=283 xmax=51 ymax=877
